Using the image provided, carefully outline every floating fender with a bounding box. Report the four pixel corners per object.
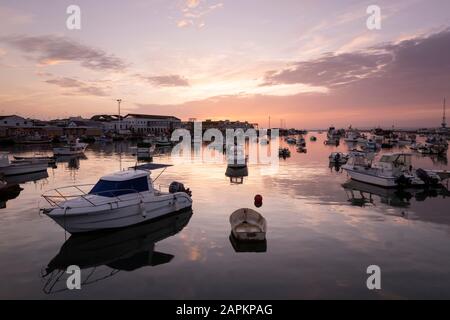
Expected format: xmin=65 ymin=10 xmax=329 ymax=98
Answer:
xmin=139 ymin=200 xmax=147 ymax=218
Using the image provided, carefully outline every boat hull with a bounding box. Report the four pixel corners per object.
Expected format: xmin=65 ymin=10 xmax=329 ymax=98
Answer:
xmin=343 ymin=168 xmax=397 ymax=187
xmin=0 ymin=163 xmax=48 ymax=176
xmin=44 ymin=192 xmax=192 ymax=234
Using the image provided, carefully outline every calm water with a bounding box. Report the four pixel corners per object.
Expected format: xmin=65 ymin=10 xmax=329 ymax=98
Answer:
xmin=0 ymin=133 xmax=449 ymax=299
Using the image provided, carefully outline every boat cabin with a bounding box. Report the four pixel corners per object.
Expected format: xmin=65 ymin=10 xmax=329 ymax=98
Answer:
xmin=89 ymin=169 xmax=154 ymax=197
xmin=372 ymin=153 xmax=413 ymax=174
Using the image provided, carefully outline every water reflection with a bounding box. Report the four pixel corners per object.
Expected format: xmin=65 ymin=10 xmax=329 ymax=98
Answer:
xmin=55 ymin=155 xmax=87 ymax=170
xmin=343 ymin=180 xmax=450 ymax=208
xmin=0 ymin=183 xmax=22 ymax=209
xmin=4 ymin=170 xmax=49 ymax=185
xmin=225 ymin=166 xmax=249 ymax=184
xmin=229 ymin=235 xmax=267 ymax=253
xmin=42 ymin=209 xmax=193 ymax=294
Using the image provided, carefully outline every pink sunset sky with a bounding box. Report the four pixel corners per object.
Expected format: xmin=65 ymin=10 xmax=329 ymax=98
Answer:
xmin=1 ymin=0 xmax=450 ymax=128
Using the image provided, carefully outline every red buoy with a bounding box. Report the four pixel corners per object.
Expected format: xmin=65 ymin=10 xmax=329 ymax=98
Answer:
xmin=254 ymin=194 xmax=263 ymax=208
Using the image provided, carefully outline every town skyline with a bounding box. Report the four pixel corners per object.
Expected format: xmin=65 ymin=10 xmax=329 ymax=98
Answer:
xmin=1 ymin=0 xmax=450 ymax=128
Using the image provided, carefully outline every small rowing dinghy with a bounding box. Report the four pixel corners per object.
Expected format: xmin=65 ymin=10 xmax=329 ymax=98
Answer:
xmin=229 ymin=208 xmax=266 ymax=242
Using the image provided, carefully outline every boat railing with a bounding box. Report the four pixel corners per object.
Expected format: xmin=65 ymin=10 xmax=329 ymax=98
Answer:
xmin=42 ymin=184 xmax=145 ymax=209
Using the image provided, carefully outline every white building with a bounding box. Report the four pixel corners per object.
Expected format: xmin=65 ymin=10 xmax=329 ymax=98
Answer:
xmin=0 ymin=115 xmax=33 ymax=128
xmin=92 ymin=114 xmax=181 ymax=135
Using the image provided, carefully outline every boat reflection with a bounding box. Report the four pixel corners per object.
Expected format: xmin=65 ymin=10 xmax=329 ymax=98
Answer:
xmin=343 ymin=180 xmax=450 ymax=208
xmin=229 ymin=234 xmax=267 ymax=252
xmin=55 ymin=154 xmax=87 ymax=170
xmin=225 ymin=166 xmax=249 ymax=184
xmin=42 ymin=209 xmax=193 ymax=294
xmin=0 ymin=182 xmax=22 ymax=209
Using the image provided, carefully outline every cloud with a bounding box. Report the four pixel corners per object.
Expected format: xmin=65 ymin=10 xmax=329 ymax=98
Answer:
xmin=263 ymin=28 xmax=450 ymax=92
xmin=262 ymin=50 xmax=392 ymax=88
xmin=1 ymin=35 xmax=127 ymax=71
xmin=136 ymin=74 xmax=190 ymax=87
xmin=186 ymin=0 xmax=201 ymax=9
xmin=133 ymin=28 xmax=450 ymax=128
xmin=176 ymin=1 xmax=223 ymax=28
xmin=45 ymin=77 xmax=109 ymax=97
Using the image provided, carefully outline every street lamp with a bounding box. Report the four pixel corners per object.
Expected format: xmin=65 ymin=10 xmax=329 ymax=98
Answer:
xmin=117 ymin=99 xmax=122 ymax=134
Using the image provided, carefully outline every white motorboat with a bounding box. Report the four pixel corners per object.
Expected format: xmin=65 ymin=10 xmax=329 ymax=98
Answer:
xmin=361 ymin=139 xmax=378 ymax=151
xmin=230 ymin=208 xmax=267 ymax=242
xmin=41 ymin=163 xmax=193 ymax=234
xmin=0 ymin=153 xmax=48 ymax=176
xmin=53 ymin=139 xmax=88 ymax=156
xmin=342 ymin=152 xmax=441 ymax=188
xmin=344 ymin=128 xmax=361 ymax=143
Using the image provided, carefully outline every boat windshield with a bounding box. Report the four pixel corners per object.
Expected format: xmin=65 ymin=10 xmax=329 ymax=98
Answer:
xmin=89 ymin=176 xmax=149 ymax=197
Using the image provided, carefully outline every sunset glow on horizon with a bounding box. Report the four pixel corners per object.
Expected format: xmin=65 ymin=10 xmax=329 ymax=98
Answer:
xmin=1 ymin=0 xmax=450 ymax=128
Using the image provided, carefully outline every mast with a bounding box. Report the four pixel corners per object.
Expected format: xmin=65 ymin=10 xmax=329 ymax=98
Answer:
xmin=442 ymin=97 xmax=447 ymax=129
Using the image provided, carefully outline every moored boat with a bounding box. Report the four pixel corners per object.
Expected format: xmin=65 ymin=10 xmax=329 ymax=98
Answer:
xmin=40 ymin=163 xmax=192 ymax=233
xmin=342 ymin=152 xmax=442 ymax=188
xmin=0 ymin=153 xmax=48 ymax=176
xmin=229 ymin=208 xmax=267 ymax=242
xmin=53 ymin=139 xmax=88 ymax=156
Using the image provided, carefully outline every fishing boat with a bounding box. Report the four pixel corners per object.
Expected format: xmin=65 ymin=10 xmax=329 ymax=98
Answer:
xmin=279 ymin=148 xmax=291 ymax=158
xmin=13 ymin=155 xmax=56 ymax=166
xmin=296 ymin=135 xmax=306 ymax=147
xmin=324 ymin=138 xmax=339 ymax=145
xmin=0 ymin=153 xmax=48 ymax=176
xmin=344 ymin=127 xmax=361 ymax=143
xmin=53 ymin=139 xmax=88 ymax=156
xmin=136 ymin=142 xmax=156 ymax=156
xmin=361 ymin=139 xmax=378 ymax=151
xmin=296 ymin=146 xmax=307 ymax=153
xmin=329 ymin=152 xmax=349 ymax=165
xmin=229 ymin=208 xmax=267 ymax=242
xmin=155 ymin=136 xmax=172 ymax=147
xmin=342 ymin=152 xmax=442 ymax=188
xmin=40 ymin=163 xmax=193 ymax=234
xmin=327 ymin=126 xmax=341 ymax=141
xmin=286 ymin=137 xmax=297 ymax=144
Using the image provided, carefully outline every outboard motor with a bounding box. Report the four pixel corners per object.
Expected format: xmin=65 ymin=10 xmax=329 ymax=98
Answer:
xmin=416 ymin=168 xmax=440 ymax=186
xmin=169 ymin=181 xmax=192 ymax=197
xmin=395 ymin=174 xmax=411 ymax=188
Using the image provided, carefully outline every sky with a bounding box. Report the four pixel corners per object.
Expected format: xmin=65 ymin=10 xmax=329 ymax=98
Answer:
xmin=0 ymin=0 xmax=450 ymax=128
